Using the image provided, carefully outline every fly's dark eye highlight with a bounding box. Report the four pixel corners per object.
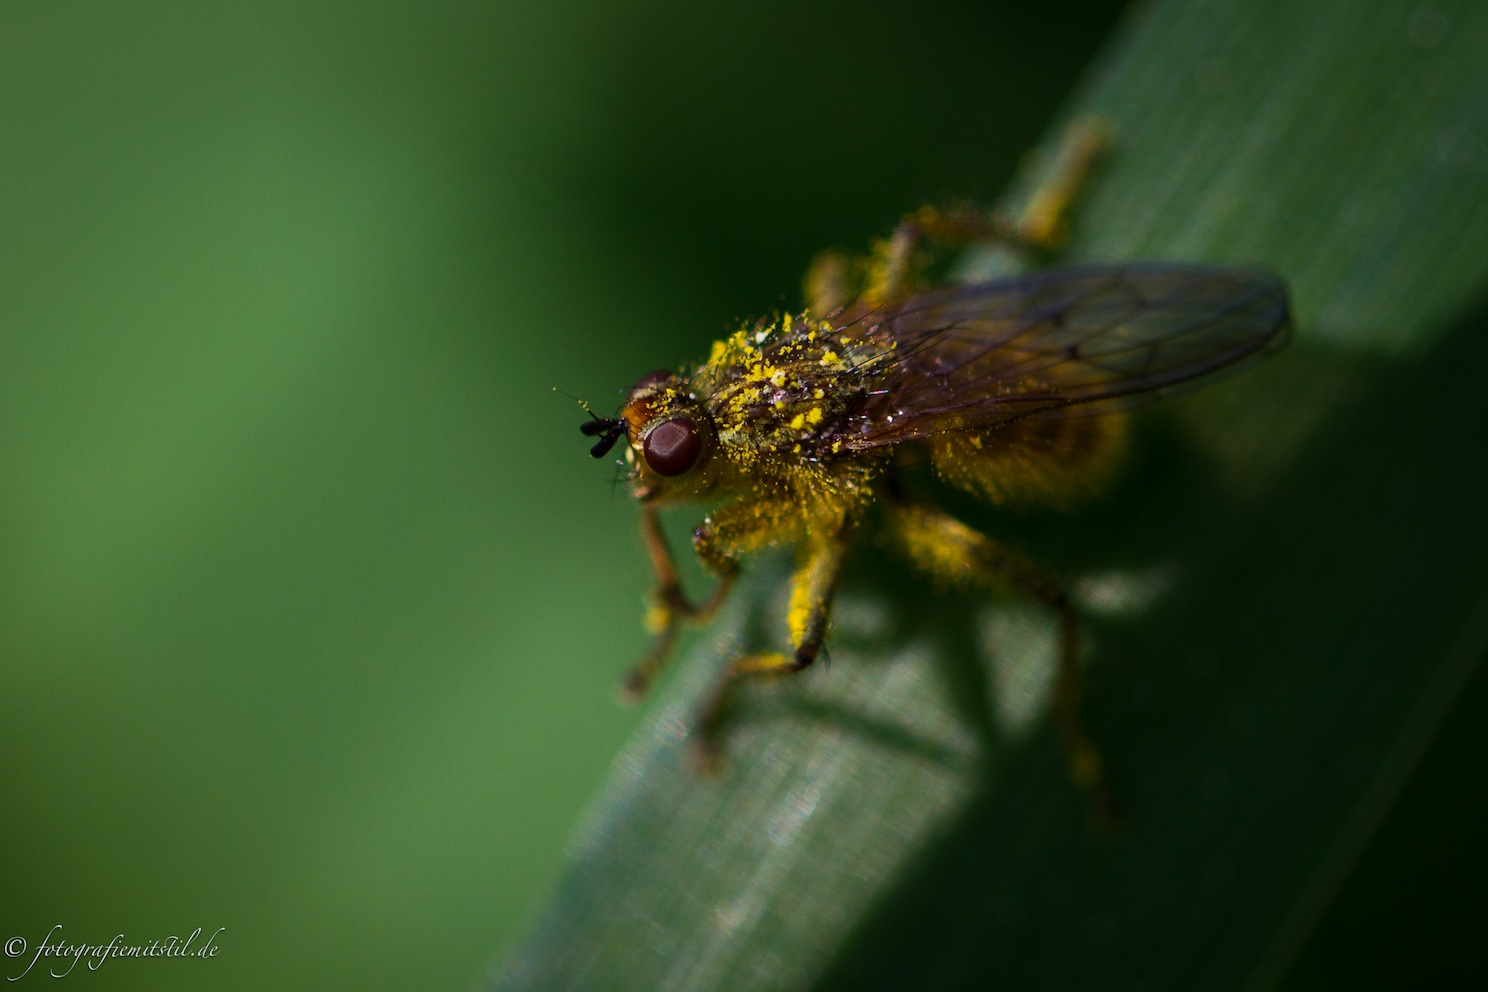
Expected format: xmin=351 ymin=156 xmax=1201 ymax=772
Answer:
xmin=642 ymin=417 xmax=701 ymax=476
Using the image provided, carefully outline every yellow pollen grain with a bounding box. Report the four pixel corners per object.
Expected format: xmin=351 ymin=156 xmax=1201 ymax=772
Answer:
xmin=789 ymin=412 xmax=806 ymax=429
xmin=807 ymin=407 xmax=823 ymax=424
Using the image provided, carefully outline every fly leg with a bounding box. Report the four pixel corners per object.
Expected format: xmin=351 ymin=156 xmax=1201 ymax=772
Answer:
xmin=621 ymin=505 xmax=738 ymax=701
xmin=690 ymin=521 xmax=849 ymax=773
xmin=803 ymin=248 xmax=855 ymax=318
xmin=625 ymin=497 xmax=808 ymax=700
xmin=885 ymin=500 xmax=1118 ymax=827
xmin=803 ymin=200 xmax=1008 ymax=312
xmin=995 ymin=116 xmax=1112 ymax=251
xmin=862 ymin=118 xmax=1113 ymax=303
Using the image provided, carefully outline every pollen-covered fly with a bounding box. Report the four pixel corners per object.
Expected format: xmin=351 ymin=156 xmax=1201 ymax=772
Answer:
xmin=576 ymin=123 xmax=1290 ymax=822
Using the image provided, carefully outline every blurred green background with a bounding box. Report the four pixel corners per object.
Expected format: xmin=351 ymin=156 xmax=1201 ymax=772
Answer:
xmin=3 ymin=2 xmax=1484 ymax=990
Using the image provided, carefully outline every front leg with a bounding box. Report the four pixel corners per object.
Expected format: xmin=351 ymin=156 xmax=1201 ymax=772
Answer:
xmin=624 ymin=496 xmax=809 ymax=700
xmin=621 ymin=505 xmax=740 ymax=701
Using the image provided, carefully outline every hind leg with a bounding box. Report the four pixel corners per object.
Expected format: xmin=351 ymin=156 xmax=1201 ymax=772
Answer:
xmin=885 ymin=500 xmax=1118 ymax=825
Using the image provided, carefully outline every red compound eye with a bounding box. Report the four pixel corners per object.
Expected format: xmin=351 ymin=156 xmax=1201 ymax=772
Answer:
xmin=642 ymin=417 xmax=701 ymax=476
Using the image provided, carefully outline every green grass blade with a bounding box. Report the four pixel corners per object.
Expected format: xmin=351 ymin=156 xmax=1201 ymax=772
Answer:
xmin=489 ymin=1 xmax=1488 ymax=988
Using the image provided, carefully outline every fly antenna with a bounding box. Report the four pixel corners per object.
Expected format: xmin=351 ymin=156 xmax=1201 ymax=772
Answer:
xmin=556 ymin=387 xmax=627 ymax=458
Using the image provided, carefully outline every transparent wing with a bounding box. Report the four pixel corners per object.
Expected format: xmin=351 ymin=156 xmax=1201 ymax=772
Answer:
xmin=828 ymin=263 xmax=1291 ymax=450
